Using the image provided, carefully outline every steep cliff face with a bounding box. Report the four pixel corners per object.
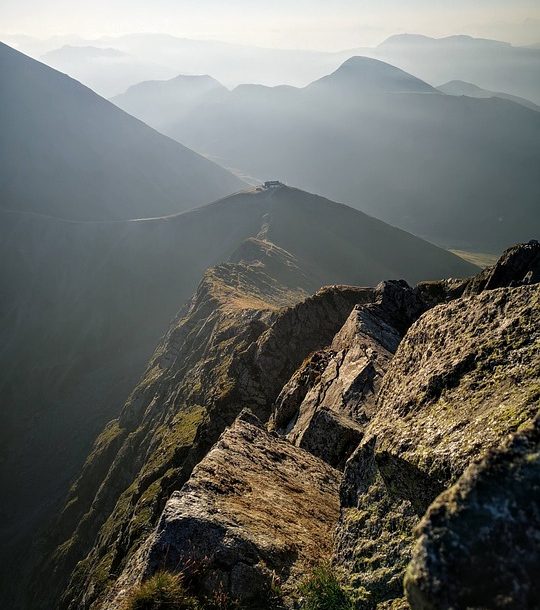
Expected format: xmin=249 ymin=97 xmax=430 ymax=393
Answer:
xmin=34 ymin=239 xmax=373 ymax=610
xmin=269 ymin=280 xmax=427 ymax=469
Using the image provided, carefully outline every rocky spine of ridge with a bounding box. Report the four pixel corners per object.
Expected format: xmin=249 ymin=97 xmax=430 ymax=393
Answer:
xmin=34 ymin=241 xmax=540 ymax=610
xmin=30 ymin=239 xmax=374 ymax=610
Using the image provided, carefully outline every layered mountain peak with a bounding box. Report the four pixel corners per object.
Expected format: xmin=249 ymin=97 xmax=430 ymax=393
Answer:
xmin=309 ymin=55 xmax=436 ymax=94
xmin=118 ymin=72 xmax=225 ymax=95
xmin=111 ymin=71 xmax=227 ymax=129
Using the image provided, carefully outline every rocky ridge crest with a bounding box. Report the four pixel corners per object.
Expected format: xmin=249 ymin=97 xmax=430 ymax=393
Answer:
xmin=33 ymin=241 xmax=540 ymax=609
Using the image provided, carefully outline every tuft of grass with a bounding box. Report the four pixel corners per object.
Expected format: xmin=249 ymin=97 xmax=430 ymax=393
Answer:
xmin=123 ymin=571 xmax=200 ymax=610
xmin=299 ymin=564 xmax=354 ymax=610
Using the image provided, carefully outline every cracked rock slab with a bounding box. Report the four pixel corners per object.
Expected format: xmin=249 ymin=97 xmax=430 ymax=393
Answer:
xmin=142 ymin=411 xmax=341 ymax=608
xmin=405 ymin=416 xmax=540 ymax=610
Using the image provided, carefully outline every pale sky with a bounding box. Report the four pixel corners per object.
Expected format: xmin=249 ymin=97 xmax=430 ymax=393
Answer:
xmin=2 ymin=0 xmax=540 ymax=49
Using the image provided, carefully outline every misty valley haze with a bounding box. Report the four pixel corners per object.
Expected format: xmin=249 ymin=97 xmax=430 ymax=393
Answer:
xmin=0 ymin=3 xmax=539 ymax=609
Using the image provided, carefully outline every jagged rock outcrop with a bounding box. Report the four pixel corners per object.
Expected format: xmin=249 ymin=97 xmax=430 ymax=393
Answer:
xmin=372 ymin=284 xmax=539 ymax=483
xmin=106 ymin=411 xmax=340 ymax=609
xmin=464 ymin=239 xmax=540 ymax=295
xmin=31 ymin=241 xmax=539 ymax=610
xmin=405 ymin=416 xmax=540 ymax=610
xmin=270 ymin=281 xmax=427 ymax=468
xmin=34 ymin=239 xmax=372 ymax=610
xmin=414 ymin=240 xmax=540 ymax=308
xmin=334 ymin=282 xmax=540 ymax=608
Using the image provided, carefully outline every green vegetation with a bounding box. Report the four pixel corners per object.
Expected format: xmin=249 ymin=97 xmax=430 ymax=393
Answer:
xmin=124 ymin=571 xmax=200 ymax=610
xmin=299 ymin=564 xmax=354 ymax=610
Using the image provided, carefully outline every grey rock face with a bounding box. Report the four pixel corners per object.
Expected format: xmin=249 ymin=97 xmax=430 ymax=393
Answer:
xmin=137 ymin=413 xmax=341 ymax=608
xmin=405 ymin=416 xmax=540 ymax=610
xmin=270 ymin=281 xmax=425 ymax=469
xmin=335 ymin=439 xmax=418 ymax=609
xmin=294 ymin=407 xmax=364 ymax=470
xmin=464 ymin=239 xmax=540 ymax=295
xmin=372 ymin=284 xmax=540 ymax=484
xmin=334 ymin=283 xmax=540 ymax=608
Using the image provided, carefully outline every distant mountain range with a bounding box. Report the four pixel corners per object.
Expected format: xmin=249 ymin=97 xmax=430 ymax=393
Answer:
xmin=0 ymin=42 xmax=244 ymax=221
xmin=370 ymin=34 xmax=540 ymax=105
xmin=38 ymin=44 xmax=174 ymax=97
xmin=111 ymin=73 xmax=227 ymax=130
xmin=112 ymin=55 xmax=540 ymax=252
xmin=3 ymin=32 xmax=540 ymax=103
xmin=438 ymin=79 xmax=540 ymax=112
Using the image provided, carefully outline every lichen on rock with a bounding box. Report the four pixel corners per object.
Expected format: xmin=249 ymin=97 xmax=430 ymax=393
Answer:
xmin=405 ymin=415 xmax=540 ymax=610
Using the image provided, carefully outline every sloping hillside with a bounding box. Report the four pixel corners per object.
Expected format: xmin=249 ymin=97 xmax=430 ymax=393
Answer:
xmin=0 ymin=42 xmax=244 ymax=221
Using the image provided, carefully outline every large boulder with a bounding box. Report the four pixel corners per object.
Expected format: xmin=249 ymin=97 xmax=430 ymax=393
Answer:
xmin=270 ymin=281 xmax=425 ymax=469
xmin=405 ymin=416 xmax=540 ymax=610
xmin=334 ymin=283 xmax=540 ymax=608
xmin=464 ymin=239 xmax=540 ymax=295
xmin=115 ymin=411 xmax=341 ymax=609
xmin=372 ymin=284 xmax=539 ymax=484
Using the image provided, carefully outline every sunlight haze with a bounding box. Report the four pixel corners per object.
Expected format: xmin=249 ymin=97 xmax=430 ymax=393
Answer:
xmin=1 ymin=0 xmax=540 ymax=48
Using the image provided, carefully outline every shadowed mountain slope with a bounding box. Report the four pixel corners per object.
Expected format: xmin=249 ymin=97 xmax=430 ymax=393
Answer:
xmin=120 ymin=56 xmax=540 ymax=252
xmin=0 ymin=42 xmax=244 ymax=221
xmin=0 ymin=185 xmax=476 ymax=608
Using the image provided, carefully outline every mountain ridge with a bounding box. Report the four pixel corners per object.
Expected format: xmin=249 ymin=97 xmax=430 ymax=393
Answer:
xmin=0 ymin=185 xmax=477 ymax=608
xmin=23 ymin=241 xmax=539 ymax=610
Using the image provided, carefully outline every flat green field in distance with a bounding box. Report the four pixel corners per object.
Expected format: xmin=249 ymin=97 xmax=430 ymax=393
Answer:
xmin=449 ymin=249 xmax=500 ymax=268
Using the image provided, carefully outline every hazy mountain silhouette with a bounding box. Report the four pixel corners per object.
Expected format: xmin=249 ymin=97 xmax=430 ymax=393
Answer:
xmin=0 ymin=42 xmax=244 ymax=221
xmin=0 ymin=185 xmax=476 ymax=597
xmin=39 ymin=43 xmax=176 ymax=96
xmin=22 ymin=33 xmax=351 ymax=95
xmin=111 ymin=74 xmax=227 ymax=130
xmin=308 ymin=56 xmax=436 ymax=94
xmin=369 ymin=34 xmax=540 ymax=105
xmin=438 ymin=80 xmax=540 ymax=112
xmin=11 ymin=31 xmax=539 ymax=103
xmin=128 ymin=56 xmax=540 ymax=252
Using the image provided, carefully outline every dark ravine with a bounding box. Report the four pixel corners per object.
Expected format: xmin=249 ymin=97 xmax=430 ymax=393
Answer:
xmin=23 ymin=240 xmax=540 ymax=609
